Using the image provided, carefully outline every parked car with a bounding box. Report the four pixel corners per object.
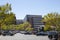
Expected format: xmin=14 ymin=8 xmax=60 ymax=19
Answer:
xmin=0 ymin=30 xmax=2 ymax=35
xmin=24 ymin=31 xmax=32 ymax=35
xmin=9 ymin=30 xmax=17 ymax=34
xmin=32 ymin=31 xmax=38 ymax=34
xmin=20 ymin=31 xmax=27 ymax=34
xmin=58 ymin=31 xmax=60 ymax=40
xmin=2 ymin=30 xmax=14 ymax=36
xmin=0 ymin=31 xmax=1 ymax=35
xmin=48 ymin=31 xmax=58 ymax=40
xmin=36 ymin=32 xmax=48 ymax=36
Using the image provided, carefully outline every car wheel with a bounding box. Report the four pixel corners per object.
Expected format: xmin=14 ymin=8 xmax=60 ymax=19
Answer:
xmin=3 ymin=34 xmax=6 ymax=36
xmin=0 ymin=33 xmax=1 ymax=35
xmin=48 ymin=35 xmax=53 ymax=39
xmin=10 ymin=34 xmax=14 ymax=36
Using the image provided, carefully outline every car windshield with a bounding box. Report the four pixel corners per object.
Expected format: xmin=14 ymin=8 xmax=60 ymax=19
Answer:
xmin=49 ymin=31 xmax=57 ymax=35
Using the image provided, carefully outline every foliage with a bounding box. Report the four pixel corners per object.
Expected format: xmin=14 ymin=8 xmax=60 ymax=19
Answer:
xmin=13 ymin=21 xmax=33 ymax=31
xmin=43 ymin=12 xmax=60 ymax=31
xmin=44 ymin=25 xmax=52 ymax=31
xmin=17 ymin=22 xmax=33 ymax=31
xmin=25 ymin=27 xmax=33 ymax=32
xmin=0 ymin=3 xmax=16 ymax=30
xmin=1 ymin=21 xmax=33 ymax=31
xmin=0 ymin=3 xmax=16 ymax=25
xmin=1 ymin=24 xmax=7 ymax=30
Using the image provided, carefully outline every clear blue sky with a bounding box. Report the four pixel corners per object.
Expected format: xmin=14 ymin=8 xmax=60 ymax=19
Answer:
xmin=0 ymin=0 xmax=60 ymax=19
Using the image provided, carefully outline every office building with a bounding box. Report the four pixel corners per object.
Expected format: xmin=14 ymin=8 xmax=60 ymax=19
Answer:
xmin=24 ymin=15 xmax=44 ymax=31
xmin=16 ymin=20 xmax=23 ymax=25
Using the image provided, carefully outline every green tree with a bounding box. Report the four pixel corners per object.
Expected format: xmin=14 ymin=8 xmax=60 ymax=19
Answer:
xmin=43 ymin=12 xmax=60 ymax=31
xmin=0 ymin=3 xmax=16 ymax=30
xmin=25 ymin=27 xmax=33 ymax=32
xmin=16 ymin=22 xmax=33 ymax=31
xmin=18 ymin=24 xmax=25 ymax=31
xmin=1 ymin=24 xmax=7 ymax=30
xmin=23 ymin=22 xmax=31 ymax=29
xmin=4 ymin=12 xmax=16 ymax=25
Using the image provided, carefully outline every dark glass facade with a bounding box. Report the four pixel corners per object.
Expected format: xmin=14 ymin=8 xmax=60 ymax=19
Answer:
xmin=24 ymin=15 xmax=44 ymax=31
xmin=16 ymin=20 xmax=23 ymax=25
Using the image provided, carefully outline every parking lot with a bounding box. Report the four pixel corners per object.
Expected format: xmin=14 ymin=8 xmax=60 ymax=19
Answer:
xmin=0 ymin=33 xmax=49 ymax=40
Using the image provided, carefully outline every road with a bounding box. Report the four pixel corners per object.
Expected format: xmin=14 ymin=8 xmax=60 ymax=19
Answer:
xmin=0 ymin=33 xmax=49 ymax=40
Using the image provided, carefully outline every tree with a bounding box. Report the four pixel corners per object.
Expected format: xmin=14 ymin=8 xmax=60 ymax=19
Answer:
xmin=0 ymin=3 xmax=16 ymax=30
xmin=1 ymin=24 xmax=7 ymax=30
xmin=23 ymin=22 xmax=31 ymax=29
xmin=25 ymin=27 xmax=33 ymax=32
xmin=18 ymin=24 xmax=25 ymax=31
xmin=43 ymin=12 xmax=60 ymax=31
xmin=4 ymin=12 xmax=16 ymax=25
xmin=16 ymin=22 xmax=33 ymax=31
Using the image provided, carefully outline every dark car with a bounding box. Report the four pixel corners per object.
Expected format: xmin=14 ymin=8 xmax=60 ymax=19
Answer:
xmin=2 ymin=30 xmax=14 ymax=36
xmin=58 ymin=31 xmax=60 ymax=40
xmin=0 ymin=30 xmax=2 ymax=35
xmin=0 ymin=31 xmax=1 ymax=35
xmin=48 ymin=31 xmax=58 ymax=40
xmin=20 ymin=31 xmax=27 ymax=34
xmin=32 ymin=31 xmax=38 ymax=34
xmin=36 ymin=32 xmax=48 ymax=36
xmin=24 ymin=31 xmax=32 ymax=35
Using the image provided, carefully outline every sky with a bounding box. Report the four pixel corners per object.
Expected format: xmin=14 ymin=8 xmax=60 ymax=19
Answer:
xmin=0 ymin=0 xmax=60 ymax=19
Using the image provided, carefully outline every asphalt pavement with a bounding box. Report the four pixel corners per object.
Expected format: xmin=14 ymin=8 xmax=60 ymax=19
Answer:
xmin=0 ymin=33 xmax=49 ymax=40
